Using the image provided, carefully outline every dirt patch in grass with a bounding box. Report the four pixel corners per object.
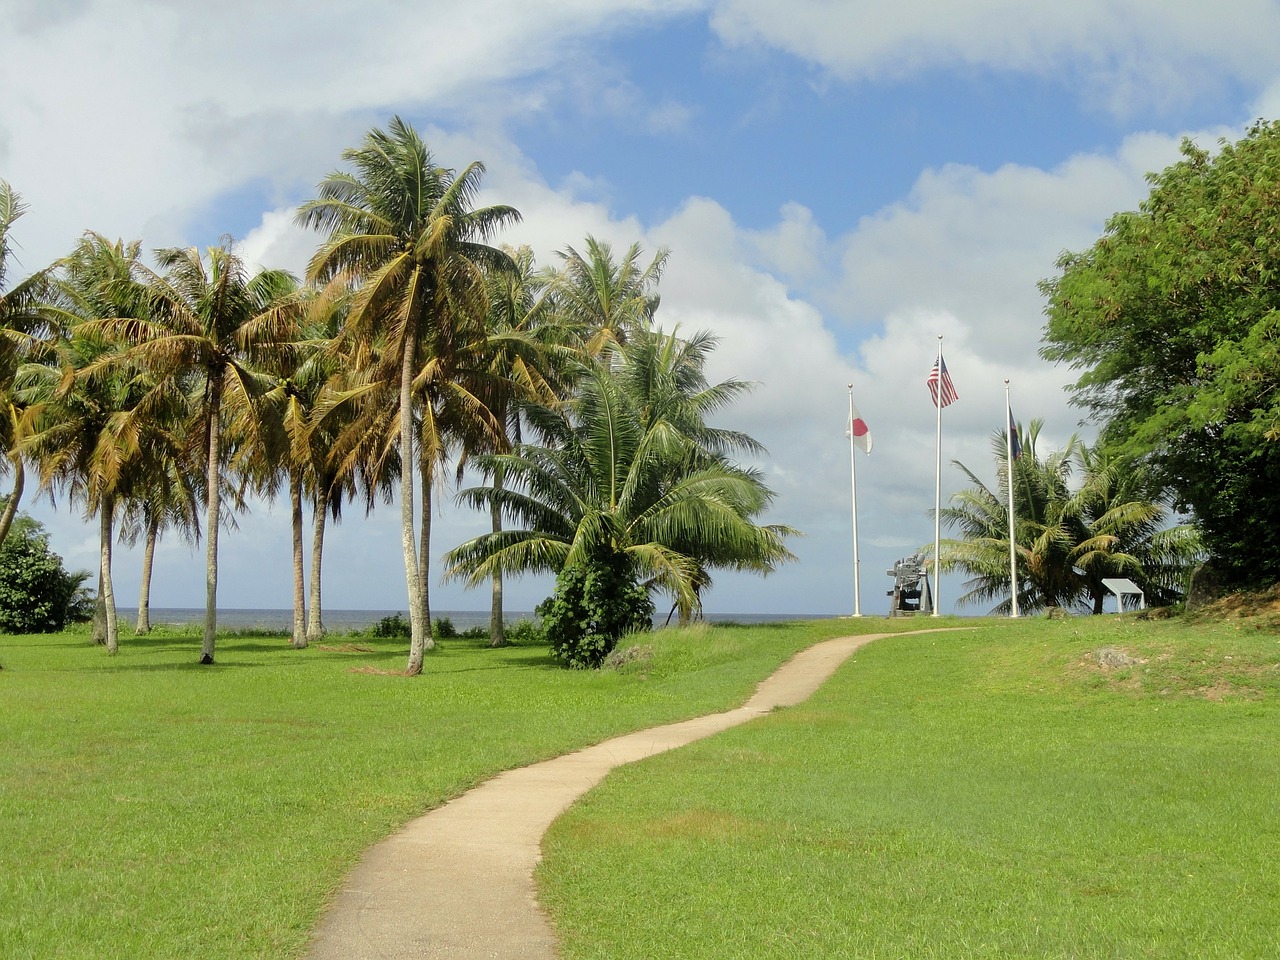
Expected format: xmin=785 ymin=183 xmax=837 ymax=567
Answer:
xmin=346 ymin=665 xmax=407 ymax=676
xmin=1186 ymin=582 xmax=1280 ymax=625
xmin=316 ymin=643 xmax=375 ymax=653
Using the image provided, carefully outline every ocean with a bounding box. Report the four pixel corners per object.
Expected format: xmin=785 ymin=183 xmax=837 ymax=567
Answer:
xmin=114 ymin=608 xmax=841 ymax=632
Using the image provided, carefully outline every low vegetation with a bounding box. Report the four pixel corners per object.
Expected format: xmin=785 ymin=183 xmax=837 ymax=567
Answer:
xmin=540 ymin=613 xmax=1280 ymax=959
xmin=0 ymin=617 xmax=866 ymax=959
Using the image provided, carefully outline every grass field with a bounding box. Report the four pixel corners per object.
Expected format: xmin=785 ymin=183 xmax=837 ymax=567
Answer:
xmin=0 ymin=616 xmax=880 ymax=959
xmin=539 ymin=615 xmax=1280 ymax=959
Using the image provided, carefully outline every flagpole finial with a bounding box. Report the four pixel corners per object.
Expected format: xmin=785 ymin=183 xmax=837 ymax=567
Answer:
xmin=847 ymin=383 xmax=852 ymax=389
xmin=1004 ymin=378 xmax=1010 ymax=385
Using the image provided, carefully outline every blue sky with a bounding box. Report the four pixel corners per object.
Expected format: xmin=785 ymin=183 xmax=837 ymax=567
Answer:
xmin=4 ymin=0 xmax=1280 ymax=617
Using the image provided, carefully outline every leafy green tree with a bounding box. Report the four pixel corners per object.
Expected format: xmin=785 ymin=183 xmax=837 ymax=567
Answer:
xmin=298 ymin=116 xmax=520 ymax=675
xmin=0 ymin=507 xmax=91 ymax=634
xmin=444 ymin=326 xmax=795 ymax=665
xmin=1041 ymin=119 xmax=1280 ymax=586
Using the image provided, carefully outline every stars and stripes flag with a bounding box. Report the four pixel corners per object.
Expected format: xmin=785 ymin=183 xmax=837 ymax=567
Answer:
xmin=926 ymin=354 xmax=959 ymax=408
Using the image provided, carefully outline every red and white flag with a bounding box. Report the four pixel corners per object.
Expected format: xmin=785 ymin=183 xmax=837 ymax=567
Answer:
xmin=846 ymin=401 xmax=872 ymax=454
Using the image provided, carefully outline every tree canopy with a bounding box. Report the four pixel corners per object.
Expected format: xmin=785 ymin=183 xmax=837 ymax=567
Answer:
xmin=1041 ymin=119 xmax=1280 ymax=585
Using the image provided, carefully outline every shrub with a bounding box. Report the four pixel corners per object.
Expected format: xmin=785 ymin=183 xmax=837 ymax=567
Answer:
xmin=0 ymin=514 xmax=92 ymax=634
xmin=370 ymin=612 xmax=411 ymax=638
xmin=536 ymin=557 xmax=653 ymax=669
xmin=505 ymin=618 xmax=544 ymax=645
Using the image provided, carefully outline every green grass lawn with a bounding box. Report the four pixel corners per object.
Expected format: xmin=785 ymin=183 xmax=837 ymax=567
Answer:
xmin=540 ymin=616 xmax=1280 ymax=959
xmin=0 ymin=616 xmax=875 ymax=959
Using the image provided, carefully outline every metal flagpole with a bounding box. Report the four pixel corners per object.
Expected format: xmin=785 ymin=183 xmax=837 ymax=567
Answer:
xmin=932 ymin=335 xmax=943 ymax=617
xmin=848 ymin=384 xmax=862 ymax=617
xmin=1005 ymin=379 xmax=1020 ymax=618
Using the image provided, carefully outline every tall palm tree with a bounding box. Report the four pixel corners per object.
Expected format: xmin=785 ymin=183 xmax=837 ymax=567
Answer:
xmin=546 ymin=236 xmax=668 ymax=358
xmin=32 ymin=233 xmax=167 ymax=653
xmin=298 ymin=116 xmax=521 ymax=675
xmin=444 ymin=326 xmax=795 ymax=659
xmin=255 ymin=279 xmax=353 ymax=647
xmin=475 ymin=245 xmax=571 ymax=645
xmin=939 ymin=421 xmax=1085 ymax=614
xmin=939 ymin=423 xmax=1201 ymax=614
xmin=0 ymin=181 xmax=55 ymax=550
xmin=1071 ymin=447 xmax=1203 ymax=612
xmin=82 ymin=242 xmax=299 ymax=662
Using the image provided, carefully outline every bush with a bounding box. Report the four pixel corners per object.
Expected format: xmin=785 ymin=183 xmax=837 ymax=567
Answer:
xmin=536 ymin=557 xmax=653 ymax=669
xmin=0 ymin=514 xmax=92 ymax=634
xmin=370 ymin=612 xmax=411 ymax=639
xmin=505 ymin=618 xmax=544 ymax=645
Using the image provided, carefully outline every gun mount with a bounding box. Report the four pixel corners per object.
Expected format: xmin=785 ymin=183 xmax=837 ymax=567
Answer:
xmin=887 ymin=554 xmax=933 ymax=616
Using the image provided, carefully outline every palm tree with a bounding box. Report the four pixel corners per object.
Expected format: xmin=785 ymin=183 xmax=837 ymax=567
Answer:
xmin=939 ymin=421 xmax=1085 ymax=614
xmin=444 ymin=326 xmax=795 ymax=660
xmin=31 ymin=233 xmax=168 ymax=653
xmin=81 ymin=241 xmax=299 ymax=662
xmin=117 ymin=452 xmax=200 ymax=634
xmin=546 ymin=236 xmax=668 ymax=358
xmin=475 ymin=245 xmax=571 ymax=645
xmin=255 ymin=279 xmax=353 ymax=647
xmin=1071 ymin=447 xmax=1203 ymax=612
xmin=0 ymin=181 xmax=54 ymax=550
xmin=298 ymin=116 xmax=521 ymax=675
xmin=939 ymin=422 xmax=1201 ymax=614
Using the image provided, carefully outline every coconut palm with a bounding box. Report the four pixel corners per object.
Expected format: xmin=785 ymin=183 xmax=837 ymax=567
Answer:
xmin=78 ymin=241 xmax=299 ymax=662
xmin=0 ymin=181 xmax=55 ymax=550
xmin=30 ymin=233 xmax=166 ymax=653
xmin=444 ymin=326 xmax=795 ymax=659
xmin=298 ymin=116 xmax=520 ymax=675
xmin=939 ymin=422 xmax=1201 ymax=614
xmin=546 ymin=236 xmax=668 ymax=358
xmin=1071 ymin=447 xmax=1203 ymax=612
xmin=938 ymin=421 xmax=1085 ymax=614
xmin=474 ymin=245 xmax=572 ymax=645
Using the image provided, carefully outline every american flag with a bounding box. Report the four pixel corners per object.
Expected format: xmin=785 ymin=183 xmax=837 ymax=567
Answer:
xmin=926 ymin=354 xmax=959 ymax=408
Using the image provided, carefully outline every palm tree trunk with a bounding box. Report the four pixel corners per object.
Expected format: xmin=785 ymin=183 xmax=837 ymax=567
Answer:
xmin=0 ymin=454 xmax=24 ymax=549
xmin=489 ymin=466 xmax=505 ymax=647
xmin=306 ymin=486 xmax=328 ymax=643
xmin=92 ymin=568 xmax=107 ymax=645
xmin=201 ymin=384 xmax=222 ymax=665
xmin=417 ymin=447 xmax=435 ymax=651
xmin=290 ymin=467 xmax=307 ymax=648
xmin=100 ymin=494 xmax=119 ymax=655
xmin=401 ymin=335 xmax=428 ymax=675
xmin=136 ymin=518 xmax=157 ymax=634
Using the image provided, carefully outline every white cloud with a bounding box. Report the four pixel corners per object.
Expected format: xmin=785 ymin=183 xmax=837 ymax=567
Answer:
xmin=709 ymin=0 xmax=1280 ymax=113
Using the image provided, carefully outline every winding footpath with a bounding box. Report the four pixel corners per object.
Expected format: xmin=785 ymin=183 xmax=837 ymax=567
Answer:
xmin=305 ymin=629 xmax=949 ymax=959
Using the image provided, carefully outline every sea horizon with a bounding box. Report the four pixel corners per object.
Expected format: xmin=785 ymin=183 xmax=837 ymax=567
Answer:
xmin=114 ymin=607 xmax=845 ymax=632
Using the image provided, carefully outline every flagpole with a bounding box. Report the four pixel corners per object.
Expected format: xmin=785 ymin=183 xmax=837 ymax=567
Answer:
xmin=932 ymin=335 xmax=942 ymax=617
xmin=1005 ymin=379 xmax=1020 ymax=619
xmin=848 ymin=384 xmax=862 ymax=617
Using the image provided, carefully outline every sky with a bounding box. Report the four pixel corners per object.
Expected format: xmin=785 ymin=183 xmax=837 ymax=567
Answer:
xmin=3 ymin=0 xmax=1280 ymax=618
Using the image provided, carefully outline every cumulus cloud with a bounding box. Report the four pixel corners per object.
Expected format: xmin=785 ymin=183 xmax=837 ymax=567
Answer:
xmin=709 ymin=0 xmax=1280 ymax=113
xmin=5 ymin=1 xmax=1277 ymax=616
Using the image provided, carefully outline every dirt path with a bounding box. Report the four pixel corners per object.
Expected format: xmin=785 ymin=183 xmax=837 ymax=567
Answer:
xmin=304 ymin=629 xmax=940 ymax=959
